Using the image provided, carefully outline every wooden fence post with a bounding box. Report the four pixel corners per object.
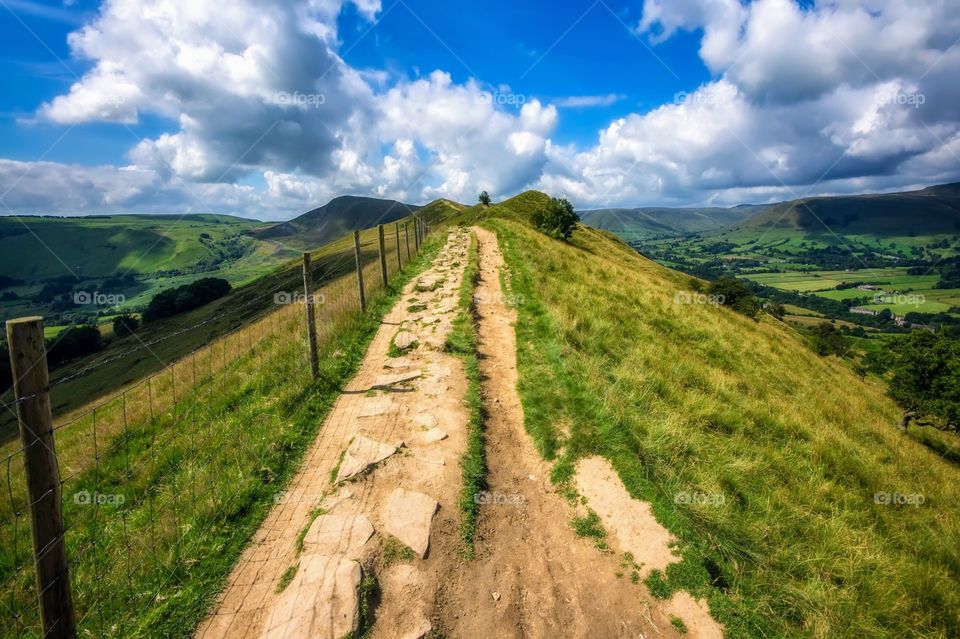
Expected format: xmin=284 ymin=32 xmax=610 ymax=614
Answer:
xmin=301 ymin=253 xmax=319 ymax=379
xmin=414 ymin=217 xmax=420 ymax=252
xmin=377 ymin=224 xmax=388 ymax=288
xmin=6 ymin=317 xmax=76 ymax=639
xmin=394 ymin=222 xmax=402 ymax=270
xmin=353 ymin=230 xmax=366 ymax=312
xmin=404 ymin=222 xmax=411 ymax=262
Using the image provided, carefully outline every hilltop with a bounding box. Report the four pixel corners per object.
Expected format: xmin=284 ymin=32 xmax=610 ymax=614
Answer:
xmin=579 ymin=204 xmax=767 ymax=241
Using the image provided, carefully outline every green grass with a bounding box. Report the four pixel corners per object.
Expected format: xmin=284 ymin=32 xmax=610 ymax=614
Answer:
xmin=671 ymin=615 xmax=689 ymax=634
xmin=381 ymin=536 xmax=416 ymax=567
xmin=443 ymin=231 xmax=486 ymax=557
xmin=473 ymin=201 xmax=960 ymax=638
xmin=570 ymin=510 xmax=608 ymax=550
xmin=0 ymin=231 xmax=445 ymax=638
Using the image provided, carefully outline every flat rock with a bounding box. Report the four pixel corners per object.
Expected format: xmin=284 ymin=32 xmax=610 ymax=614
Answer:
xmin=419 ymin=315 xmax=441 ymax=325
xmin=419 ymin=428 xmax=448 ymax=445
xmin=400 ymin=618 xmax=433 ymax=639
xmin=383 ymin=488 xmax=438 ymax=559
xmin=337 ymin=436 xmax=398 ymax=482
xmin=358 ymin=396 xmax=398 ymax=417
xmin=261 ymin=555 xmax=361 ymax=639
xmin=420 ymin=380 xmax=448 ymax=397
xmin=384 ymin=357 xmax=414 ymax=369
xmin=393 ymin=331 xmax=417 ymax=350
xmin=302 ymin=514 xmax=374 ymax=558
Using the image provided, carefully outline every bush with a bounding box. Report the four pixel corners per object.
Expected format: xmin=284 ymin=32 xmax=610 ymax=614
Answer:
xmin=707 ymin=276 xmax=761 ymax=318
xmin=531 ymin=197 xmax=579 ymax=241
xmin=112 ymin=313 xmax=140 ymax=336
xmin=888 ymin=330 xmax=960 ymax=432
xmin=46 ymin=325 xmax=104 ymax=367
xmin=478 ymin=191 xmax=491 ymax=206
xmin=811 ymin=322 xmax=850 ymax=357
xmin=143 ymin=277 xmax=231 ymax=322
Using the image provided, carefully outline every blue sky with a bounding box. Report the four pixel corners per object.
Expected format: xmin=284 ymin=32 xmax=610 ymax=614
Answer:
xmin=0 ymin=0 xmax=958 ymax=218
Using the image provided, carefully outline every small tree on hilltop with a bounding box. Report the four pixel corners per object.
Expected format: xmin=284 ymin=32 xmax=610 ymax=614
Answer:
xmin=532 ymin=197 xmax=579 ymax=241
xmin=706 ymin=276 xmax=761 ymax=318
xmin=479 ymin=191 xmax=491 ymax=206
xmin=112 ymin=313 xmax=140 ymax=336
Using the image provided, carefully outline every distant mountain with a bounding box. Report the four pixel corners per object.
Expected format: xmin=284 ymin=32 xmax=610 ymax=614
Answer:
xmin=253 ymin=195 xmax=421 ymax=249
xmin=730 ymin=182 xmax=960 ymax=237
xmin=579 ymin=205 xmax=769 ymax=240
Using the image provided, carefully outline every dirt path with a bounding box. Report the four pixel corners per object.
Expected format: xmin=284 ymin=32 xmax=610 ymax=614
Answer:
xmin=196 ymin=229 xmax=473 ymax=639
xmin=431 ymin=227 xmax=688 ymax=638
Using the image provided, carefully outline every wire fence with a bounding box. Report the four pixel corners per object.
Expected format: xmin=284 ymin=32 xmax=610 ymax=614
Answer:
xmin=0 ymin=217 xmax=434 ymax=637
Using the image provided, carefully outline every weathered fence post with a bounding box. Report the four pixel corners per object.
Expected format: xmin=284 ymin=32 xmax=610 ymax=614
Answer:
xmin=414 ymin=217 xmax=420 ymax=251
xmin=377 ymin=224 xmax=388 ymax=288
xmin=353 ymin=230 xmax=367 ymax=312
xmin=6 ymin=317 xmax=76 ymax=639
xmin=394 ymin=222 xmax=402 ymax=270
xmin=404 ymin=222 xmax=411 ymax=262
xmin=301 ymin=253 xmax=319 ymax=379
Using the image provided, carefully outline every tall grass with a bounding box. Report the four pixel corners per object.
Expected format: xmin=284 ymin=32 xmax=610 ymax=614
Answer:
xmin=485 ymin=214 xmax=960 ymax=638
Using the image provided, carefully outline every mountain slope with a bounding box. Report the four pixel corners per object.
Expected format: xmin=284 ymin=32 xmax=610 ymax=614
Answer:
xmin=252 ymin=195 xmax=420 ymax=249
xmin=580 ymin=205 xmax=767 ymax=240
xmin=459 ymin=192 xmax=960 ymax=637
xmin=730 ymin=182 xmax=960 ymax=237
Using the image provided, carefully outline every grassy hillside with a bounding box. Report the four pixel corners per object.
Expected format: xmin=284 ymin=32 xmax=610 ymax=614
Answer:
xmin=580 ymin=205 xmax=765 ymax=241
xmin=464 ymin=192 xmax=960 ymax=637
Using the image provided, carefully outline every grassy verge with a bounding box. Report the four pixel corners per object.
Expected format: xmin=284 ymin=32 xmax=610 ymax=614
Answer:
xmin=0 ymin=235 xmax=445 ymax=638
xmin=485 ymin=216 xmax=960 ymax=638
xmin=444 ymin=231 xmax=486 ymax=557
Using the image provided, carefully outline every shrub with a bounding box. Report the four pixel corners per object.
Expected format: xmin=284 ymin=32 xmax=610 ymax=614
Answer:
xmin=46 ymin=325 xmax=104 ymax=367
xmin=706 ymin=276 xmax=760 ymax=318
xmin=478 ymin=191 xmax=491 ymax=206
xmin=112 ymin=313 xmax=140 ymax=336
xmin=810 ymin=322 xmax=850 ymax=357
xmin=531 ymin=197 xmax=579 ymax=241
xmin=888 ymin=329 xmax=960 ymax=432
xmin=143 ymin=277 xmax=231 ymax=322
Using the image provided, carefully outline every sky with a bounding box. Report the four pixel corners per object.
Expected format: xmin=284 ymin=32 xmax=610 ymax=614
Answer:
xmin=0 ymin=0 xmax=958 ymax=220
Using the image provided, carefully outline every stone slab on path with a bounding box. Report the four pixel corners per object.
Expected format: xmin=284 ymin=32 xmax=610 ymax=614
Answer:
xmin=337 ymin=436 xmax=399 ymax=483
xmin=261 ymin=555 xmax=361 ymax=639
xmin=383 ymin=488 xmax=439 ymax=559
xmin=373 ymin=369 xmax=423 ymax=388
xmin=419 ymin=428 xmax=448 ymax=445
xmin=358 ymin=396 xmax=399 ymax=417
xmin=393 ymin=331 xmax=418 ymax=350
xmin=302 ymin=514 xmax=375 ymax=558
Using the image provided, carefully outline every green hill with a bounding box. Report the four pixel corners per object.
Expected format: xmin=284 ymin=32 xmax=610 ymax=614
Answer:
xmin=580 ymin=204 xmax=766 ymax=240
xmin=251 ymin=195 xmax=421 ymax=250
xmin=453 ymin=192 xmax=960 ymax=637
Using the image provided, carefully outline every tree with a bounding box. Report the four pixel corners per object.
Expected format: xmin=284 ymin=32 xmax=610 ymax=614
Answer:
xmin=144 ymin=277 xmax=231 ymax=322
xmin=765 ymin=301 xmax=786 ymax=320
xmin=478 ymin=191 xmax=491 ymax=206
xmin=531 ymin=197 xmax=579 ymax=241
xmin=707 ymin=277 xmax=761 ymax=318
xmin=810 ymin=322 xmax=850 ymax=357
xmin=112 ymin=313 xmax=140 ymax=336
xmin=888 ymin=330 xmax=960 ymax=432
xmin=46 ymin=325 xmax=104 ymax=367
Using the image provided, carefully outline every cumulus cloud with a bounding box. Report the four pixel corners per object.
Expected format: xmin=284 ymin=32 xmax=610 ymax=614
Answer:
xmin=536 ymin=0 xmax=960 ymax=207
xmin=4 ymin=0 xmax=960 ymax=215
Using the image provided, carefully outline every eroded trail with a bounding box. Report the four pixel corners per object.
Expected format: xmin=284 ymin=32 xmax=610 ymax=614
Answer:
xmin=197 ymin=229 xmax=473 ymax=639
xmin=433 ymin=227 xmax=686 ymax=638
